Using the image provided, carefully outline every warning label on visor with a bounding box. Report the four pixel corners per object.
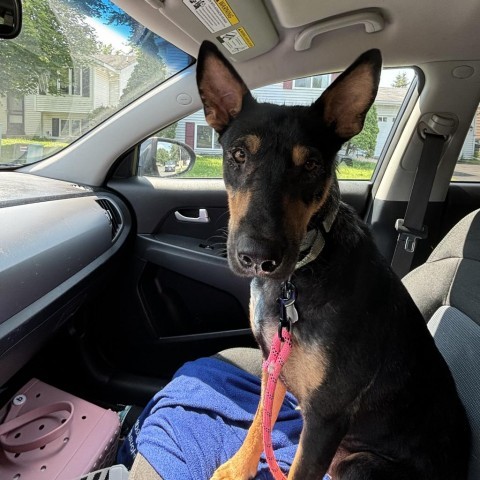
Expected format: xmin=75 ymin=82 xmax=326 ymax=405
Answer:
xmin=217 ymin=27 xmax=254 ymax=54
xmin=183 ymin=0 xmax=239 ymax=33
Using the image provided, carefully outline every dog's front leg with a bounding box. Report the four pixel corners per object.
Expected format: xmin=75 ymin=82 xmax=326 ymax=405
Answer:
xmin=287 ymin=410 xmax=346 ymax=480
xmin=210 ymin=371 xmax=287 ymax=480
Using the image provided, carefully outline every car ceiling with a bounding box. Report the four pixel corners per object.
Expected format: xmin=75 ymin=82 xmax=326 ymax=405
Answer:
xmin=114 ymin=0 xmax=480 ymax=86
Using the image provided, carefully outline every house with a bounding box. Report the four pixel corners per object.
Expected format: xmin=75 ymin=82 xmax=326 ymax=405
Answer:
xmin=0 ymin=54 xmax=136 ymax=140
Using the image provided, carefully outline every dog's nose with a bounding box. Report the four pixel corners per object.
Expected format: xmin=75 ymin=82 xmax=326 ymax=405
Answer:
xmin=237 ymin=236 xmax=283 ymax=274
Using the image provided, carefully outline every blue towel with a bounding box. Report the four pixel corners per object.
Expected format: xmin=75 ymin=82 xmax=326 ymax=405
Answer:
xmin=118 ymin=357 xmax=303 ymax=479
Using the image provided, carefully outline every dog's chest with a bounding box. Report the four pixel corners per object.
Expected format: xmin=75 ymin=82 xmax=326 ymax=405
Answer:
xmin=250 ymin=277 xmax=330 ymax=402
xmin=250 ymin=278 xmax=279 ymax=347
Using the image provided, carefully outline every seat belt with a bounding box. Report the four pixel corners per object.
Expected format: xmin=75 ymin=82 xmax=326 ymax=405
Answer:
xmin=391 ymin=132 xmax=446 ymax=278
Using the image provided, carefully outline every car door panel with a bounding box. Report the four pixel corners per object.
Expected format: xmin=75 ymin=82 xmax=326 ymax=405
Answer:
xmin=103 ymin=177 xmax=373 ymax=376
xmin=136 ymin=233 xmax=250 ymax=338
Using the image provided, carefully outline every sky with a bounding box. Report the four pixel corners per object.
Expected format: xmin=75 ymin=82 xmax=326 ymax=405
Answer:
xmin=85 ymin=17 xmax=132 ymax=53
xmin=380 ymin=68 xmax=415 ymax=87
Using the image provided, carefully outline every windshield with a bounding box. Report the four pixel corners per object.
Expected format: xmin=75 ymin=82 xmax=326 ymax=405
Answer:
xmin=0 ymin=0 xmax=193 ymax=167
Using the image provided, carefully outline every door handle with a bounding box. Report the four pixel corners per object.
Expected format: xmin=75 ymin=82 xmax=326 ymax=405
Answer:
xmin=174 ymin=208 xmax=210 ymax=223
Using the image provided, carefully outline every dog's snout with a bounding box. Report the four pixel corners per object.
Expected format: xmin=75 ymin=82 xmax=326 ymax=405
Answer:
xmin=239 ymin=253 xmax=278 ymax=273
xmin=237 ymin=236 xmax=283 ymax=274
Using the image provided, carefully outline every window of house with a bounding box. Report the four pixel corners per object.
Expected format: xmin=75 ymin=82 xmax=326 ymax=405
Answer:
xmin=196 ymin=125 xmax=213 ymax=149
xmin=52 ymin=117 xmax=89 ymax=138
xmin=52 ymin=67 xmax=90 ymax=97
xmin=196 ymin=125 xmax=221 ymax=149
xmin=293 ymin=75 xmax=330 ymax=89
xmin=71 ymin=120 xmax=81 ymax=136
xmin=60 ymin=119 xmax=69 ymax=136
xmin=451 ymin=104 xmax=480 ymax=182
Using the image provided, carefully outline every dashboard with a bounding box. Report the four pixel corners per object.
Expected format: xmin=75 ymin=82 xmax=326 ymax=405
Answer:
xmin=0 ymin=172 xmax=132 ymax=385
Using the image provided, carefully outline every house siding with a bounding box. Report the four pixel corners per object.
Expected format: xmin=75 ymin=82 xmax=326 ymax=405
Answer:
xmin=24 ymin=96 xmax=41 ymax=136
xmin=0 ymin=98 xmax=8 ymax=135
xmin=460 ymin=121 xmax=475 ymax=159
xmin=253 ymin=82 xmax=324 ymax=106
xmin=34 ymin=95 xmax=92 ymax=114
xmin=109 ymin=78 xmax=120 ymax=107
xmin=119 ymin=63 xmax=136 ymax=97
xmin=93 ymin=67 xmax=111 ymax=109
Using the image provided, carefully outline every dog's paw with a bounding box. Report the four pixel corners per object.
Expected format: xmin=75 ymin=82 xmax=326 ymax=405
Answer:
xmin=210 ymin=459 xmax=256 ymax=480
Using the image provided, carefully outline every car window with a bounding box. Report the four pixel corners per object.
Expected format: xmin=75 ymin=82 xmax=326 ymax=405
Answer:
xmin=0 ymin=0 xmax=193 ymax=168
xmin=451 ymin=104 xmax=480 ymax=182
xmin=140 ymin=68 xmax=415 ymax=180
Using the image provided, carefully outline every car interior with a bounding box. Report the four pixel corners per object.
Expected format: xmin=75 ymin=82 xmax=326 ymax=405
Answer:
xmin=0 ymin=0 xmax=479 ymax=478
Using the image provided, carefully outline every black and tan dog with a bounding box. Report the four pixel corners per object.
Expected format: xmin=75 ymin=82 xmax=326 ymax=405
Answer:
xmin=196 ymin=41 xmax=470 ymax=480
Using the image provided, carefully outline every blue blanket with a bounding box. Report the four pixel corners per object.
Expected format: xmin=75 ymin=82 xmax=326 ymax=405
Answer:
xmin=118 ymin=357 xmax=303 ymax=479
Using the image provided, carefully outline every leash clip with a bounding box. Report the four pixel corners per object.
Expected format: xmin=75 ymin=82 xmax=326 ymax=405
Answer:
xmin=277 ymin=280 xmax=298 ymax=340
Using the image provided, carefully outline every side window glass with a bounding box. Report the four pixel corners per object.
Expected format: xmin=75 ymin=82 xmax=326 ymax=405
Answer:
xmin=451 ymin=105 xmax=480 ymax=182
xmin=138 ymin=69 xmax=415 ymax=179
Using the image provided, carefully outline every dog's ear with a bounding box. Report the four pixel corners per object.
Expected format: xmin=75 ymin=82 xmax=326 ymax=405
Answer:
xmin=313 ymin=49 xmax=382 ymax=141
xmin=196 ymin=40 xmax=251 ymax=132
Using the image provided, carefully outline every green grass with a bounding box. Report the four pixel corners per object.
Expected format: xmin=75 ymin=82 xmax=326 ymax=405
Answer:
xmin=181 ymin=155 xmax=376 ymax=180
xmin=1 ymin=138 xmax=69 ymax=149
xmin=181 ymin=155 xmax=223 ymax=178
xmin=337 ymin=160 xmax=376 ymax=180
xmin=0 ymin=138 xmax=69 ymax=163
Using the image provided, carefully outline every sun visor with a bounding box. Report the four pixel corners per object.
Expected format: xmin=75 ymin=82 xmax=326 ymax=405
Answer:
xmin=157 ymin=0 xmax=278 ymax=62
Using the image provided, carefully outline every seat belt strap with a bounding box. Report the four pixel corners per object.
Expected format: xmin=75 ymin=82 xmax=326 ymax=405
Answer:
xmin=391 ymin=132 xmax=445 ymax=278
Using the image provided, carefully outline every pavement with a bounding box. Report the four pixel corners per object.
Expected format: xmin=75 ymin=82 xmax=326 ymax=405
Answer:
xmin=452 ymin=163 xmax=480 ymax=182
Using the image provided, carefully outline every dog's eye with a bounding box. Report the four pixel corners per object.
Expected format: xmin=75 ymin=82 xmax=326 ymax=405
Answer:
xmin=232 ymin=148 xmax=247 ymax=164
xmin=304 ymin=158 xmax=319 ymax=172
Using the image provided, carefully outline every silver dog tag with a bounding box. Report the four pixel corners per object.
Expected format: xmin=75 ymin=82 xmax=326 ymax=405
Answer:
xmin=286 ymin=303 xmax=299 ymax=324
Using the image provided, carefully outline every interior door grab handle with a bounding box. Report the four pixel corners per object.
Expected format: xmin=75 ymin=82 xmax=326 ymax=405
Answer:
xmin=294 ymin=11 xmax=385 ymax=51
xmin=175 ymin=208 xmax=210 ymax=223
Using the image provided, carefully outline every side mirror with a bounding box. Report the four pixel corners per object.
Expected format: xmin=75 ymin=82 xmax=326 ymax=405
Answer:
xmin=138 ymin=137 xmax=196 ymax=178
xmin=0 ymin=0 xmax=22 ymax=39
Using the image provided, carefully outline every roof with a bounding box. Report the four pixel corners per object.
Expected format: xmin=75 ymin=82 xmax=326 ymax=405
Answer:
xmin=376 ymin=86 xmax=409 ymax=104
xmin=94 ymin=54 xmax=137 ymax=71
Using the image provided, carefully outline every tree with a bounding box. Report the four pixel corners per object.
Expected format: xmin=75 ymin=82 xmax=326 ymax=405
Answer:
xmin=158 ymin=122 xmax=178 ymax=139
xmin=99 ymin=44 xmax=120 ymax=55
xmin=0 ymin=0 xmax=99 ymax=97
xmin=155 ymin=145 xmax=170 ymax=166
xmin=345 ymin=105 xmax=379 ymax=158
xmin=120 ymin=33 xmax=168 ymax=105
xmin=392 ymin=72 xmax=410 ymax=88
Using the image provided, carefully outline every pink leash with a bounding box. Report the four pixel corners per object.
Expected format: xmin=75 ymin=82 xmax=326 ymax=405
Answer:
xmin=262 ymin=278 xmax=297 ymax=480
xmin=260 ymin=279 xmax=332 ymax=480
xmin=262 ymin=329 xmax=293 ymax=480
